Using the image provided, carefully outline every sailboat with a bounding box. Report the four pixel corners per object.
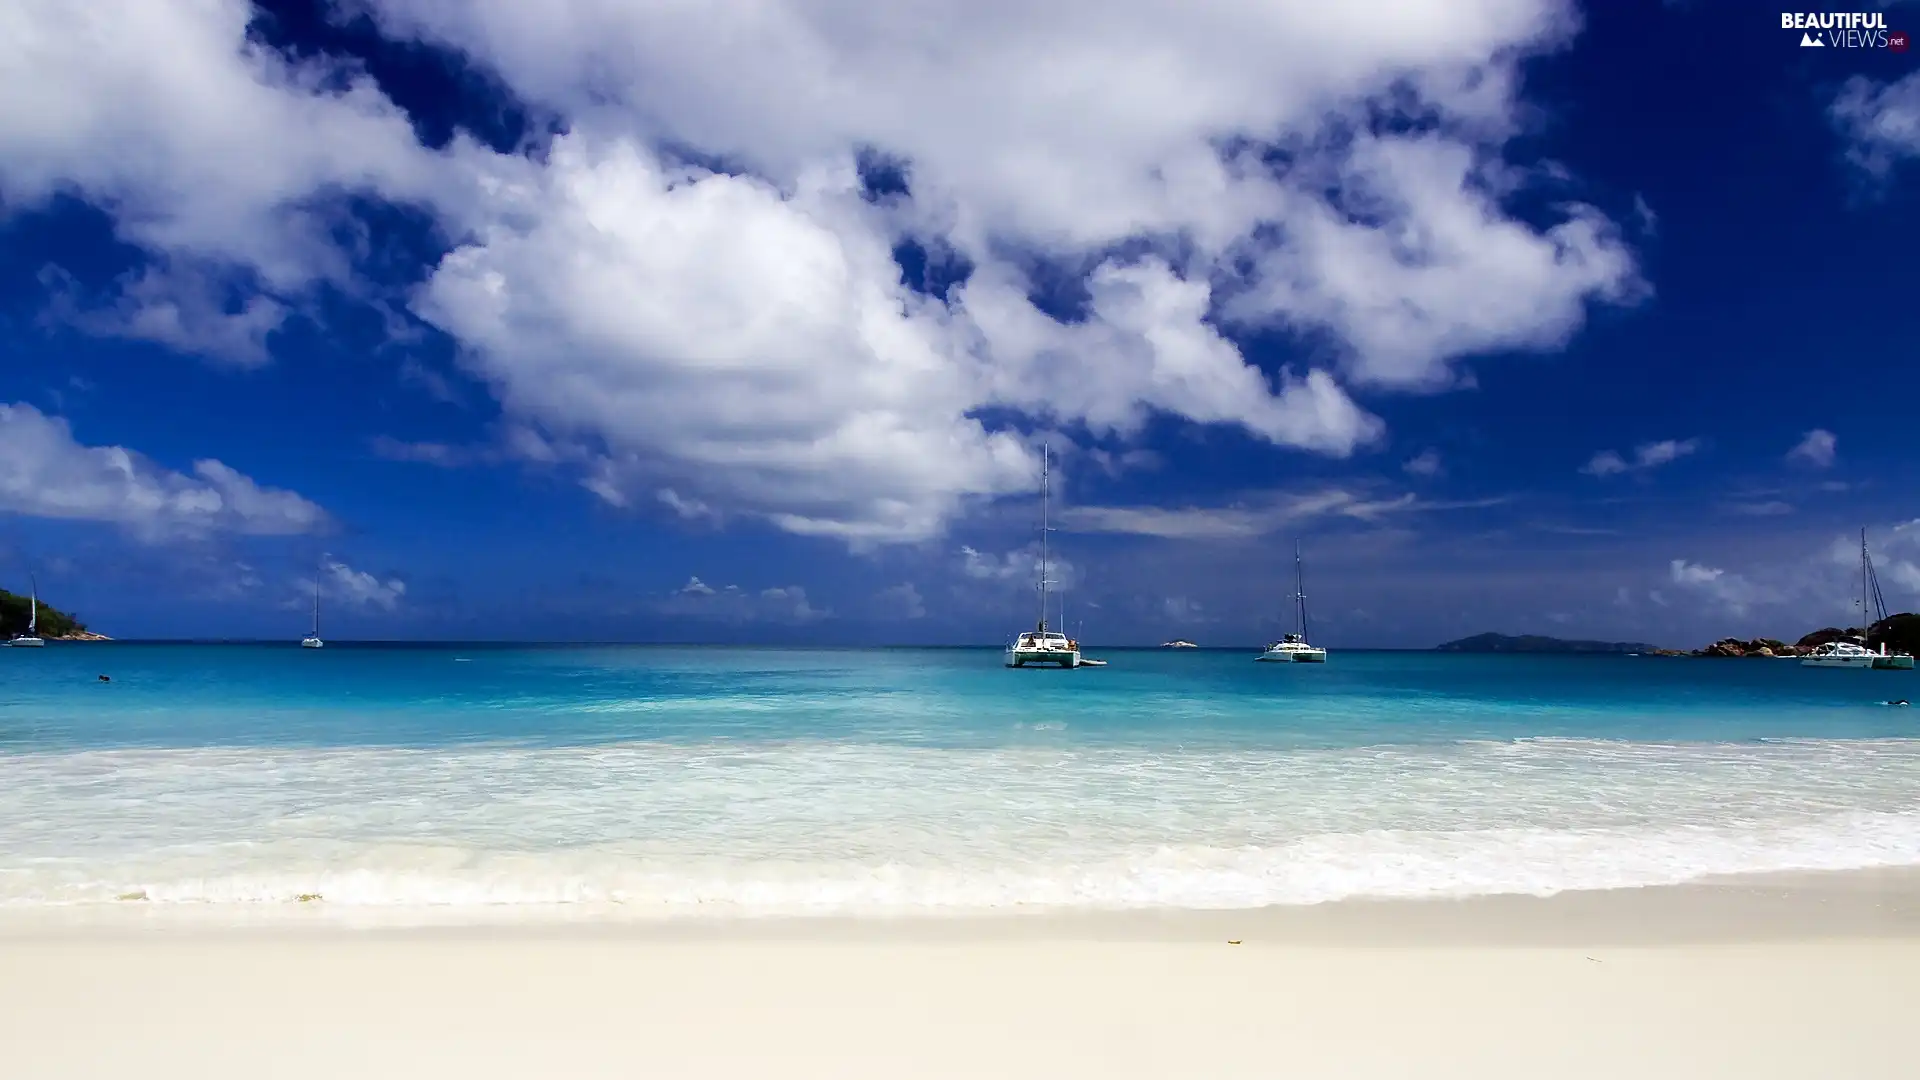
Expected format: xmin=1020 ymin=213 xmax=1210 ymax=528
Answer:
xmin=1005 ymin=443 xmax=1081 ymax=668
xmin=301 ymin=575 xmax=324 ymax=649
xmin=1256 ymin=542 xmax=1325 ymax=663
xmin=9 ymin=574 xmax=46 ymax=647
xmin=1863 ymin=528 xmax=1913 ymax=671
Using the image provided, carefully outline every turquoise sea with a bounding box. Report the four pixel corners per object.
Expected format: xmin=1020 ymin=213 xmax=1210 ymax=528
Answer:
xmin=2 ymin=644 xmax=1917 ymax=917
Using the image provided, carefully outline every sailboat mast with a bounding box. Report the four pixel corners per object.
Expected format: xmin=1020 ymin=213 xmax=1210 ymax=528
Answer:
xmin=1293 ymin=541 xmax=1308 ymax=642
xmin=1037 ymin=443 xmax=1051 ymax=633
xmin=28 ymin=573 xmax=37 ymax=634
xmin=312 ymin=576 xmax=321 ymax=638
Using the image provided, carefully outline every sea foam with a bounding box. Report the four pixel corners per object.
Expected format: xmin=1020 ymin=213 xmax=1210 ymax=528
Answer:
xmin=4 ymin=737 xmax=1917 ymax=917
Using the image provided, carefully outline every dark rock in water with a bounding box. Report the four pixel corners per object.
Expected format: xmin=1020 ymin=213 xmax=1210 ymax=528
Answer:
xmin=1869 ymin=613 xmax=1920 ymax=656
xmin=1693 ymin=637 xmax=1796 ymax=658
xmin=1797 ymin=626 xmax=1861 ymax=650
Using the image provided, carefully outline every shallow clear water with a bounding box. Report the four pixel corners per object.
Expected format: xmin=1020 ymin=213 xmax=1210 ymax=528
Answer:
xmin=2 ymin=644 xmax=1916 ymax=916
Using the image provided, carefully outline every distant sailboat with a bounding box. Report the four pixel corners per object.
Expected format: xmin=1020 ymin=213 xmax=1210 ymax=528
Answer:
xmin=301 ymin=575 xmax=324 ymax=649
xmin=1862 ymin=528 xmax=1913 ymax=671
xmin=1005 ymin=443 xmax=1082 ymax=669
xmin=1256 ymin=542 xmax=1325 ymax=663
xmin=10 ymin=574 xmax=45 ymax=647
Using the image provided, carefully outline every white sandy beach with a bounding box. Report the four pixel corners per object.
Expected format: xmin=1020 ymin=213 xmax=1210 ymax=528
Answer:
xmin=4 ymin=871 xmax=1917 ymax=1079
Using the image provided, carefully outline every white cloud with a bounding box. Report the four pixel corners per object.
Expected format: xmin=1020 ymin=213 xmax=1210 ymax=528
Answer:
xmin=960 ymin=257 xmax=1383 ymax=452
xmin=1403 ymin=449 xmax=1443 ymax=477
xmin=875 ymin=582 xmax=927 ymax=619
xmin=1224 ymin=134 xmax=1641 ymax=389
xmin=1581 ymin=437 xmax=1700 ymax=477
xmin=1162 ymin=596 xmax=1209 ymax=625
xmin=1660 ymin=522 xmax=1920 ymax=624
xmin=0 ymin=0 xmax=455 ymax=356
xmin=303 ymin=558 xmax=406 ymax=611
xmin=959 ymin=545 xmax=1079 ymax=590
xmin=1631 ymin=193 xmax=1657 ymax=236
xmin=1063 ymin=488 xmax=1502 ymax=540
xmin=42 ymin=263 xmax=288 ymax=367
xmin=1831 ymin=72 xmax=1920 ymax=180
xmin=9 ymin=0 xmax=1643 ymax=544
xmin=1724 ymin=500 xmax=1795 ymax=517
xmin=369 ymin=437 xmax=473 ymax=467
xmin=0 ymin=402 xmax=326 ymax=539
xmin=1787 ymin=428 xmax=1837 ymax=468
xmin=658 ymin=578 xmax=827 ymax=623
xmin=1580 ymin=450 xmax=1629 ymax=477
xmin=1668 ymin=558 xmax=1769 ymax=616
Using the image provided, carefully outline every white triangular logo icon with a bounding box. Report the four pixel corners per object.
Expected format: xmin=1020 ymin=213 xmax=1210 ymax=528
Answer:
xmin=1801 ymin=32 xmax=1824 ymax=46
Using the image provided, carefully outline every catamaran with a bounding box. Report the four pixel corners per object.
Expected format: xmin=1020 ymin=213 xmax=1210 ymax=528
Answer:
xmin=1803 ymin=529 xmax=1912 ymax=669
xmin=1006 ymin=443 xmax=1082 ymax=669
xmin=1861 ymin=528 xmax=1913 ymax=670
xmin=301 ymin=575 xmax=324 ymax=649
xmin=1256 ymin=542 xmax=1325 ymax=663
xmin=1801 ymin=641 xmax=1879 ymax=669
xmin=9 ymin=574 xmax=45 ymax=647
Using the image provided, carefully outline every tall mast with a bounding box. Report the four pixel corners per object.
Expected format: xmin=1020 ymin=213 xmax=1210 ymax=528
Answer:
xmin=312 ymin=575 xmax=321 ymax=638
xmin=1037 ymin=442 xmax=1053 ymax=633
xmin=1294 ymin=541 xmax=1309 ymax=643
xmin=1863 ymin=528 xmax=1890 ymax=627
xmin=28 ymin=573 xmax=36 ymax=634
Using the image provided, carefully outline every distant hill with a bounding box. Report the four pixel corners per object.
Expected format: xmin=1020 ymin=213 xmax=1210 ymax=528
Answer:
xmin=0 ymin=589 xmax=98 ymax=640
xmin=1435 ymin=632 xmax=1662 ymax=654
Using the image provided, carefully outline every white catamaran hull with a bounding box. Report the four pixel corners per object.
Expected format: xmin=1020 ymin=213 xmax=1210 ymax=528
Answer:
xmin=1801 ymin=654 xmax=1876 ymax=669
xmin=1006 ymin=646 xmax=1080 ymax=668
xmin=8 ymin=637 xmax=45 ymax=648
xmin=1256 ymin=647 xmax=1325 ymax=663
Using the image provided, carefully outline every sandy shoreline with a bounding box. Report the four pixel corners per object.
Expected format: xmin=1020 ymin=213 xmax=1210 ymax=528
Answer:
xmin=4 ymin=870 xmax=1917 ymax=1078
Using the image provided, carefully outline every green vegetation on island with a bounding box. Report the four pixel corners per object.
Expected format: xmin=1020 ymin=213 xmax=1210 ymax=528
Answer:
xmin=1 ymin=589 xmax=105 ymax=640
xmin=1435 ymin=633 xmax=1663 ymax=654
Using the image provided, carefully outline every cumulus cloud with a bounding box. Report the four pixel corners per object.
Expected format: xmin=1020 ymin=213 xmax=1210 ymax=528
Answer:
xmin=301 ymin=558 xmax=406 ymax=611
xmin=959 ymin=545 xmax=1079 ymax=591
xmin=875 ymin=582 xmax=927 ymax=620
xmin=1831 ymin=72 xmax=1920 ymax=180
xmin=1403 ymin=449 xmax=1443 ymax=477
xmin=1787 ymin=428 xmax=1837 ymax=468
xmin=658 ymin=577 xmax=827 ymax=623
xmin=1668 ymin=558 xmax=1769 ymax=616
xmin=0 ymin=402 xmax=326 ymax=539
xmin=1581 ymin=437 xmax=1700 ymax=477
xmin=8 ymin=0 xmax=1643 ymax=543
xmin=1662 ymin=522 xmax=1920 ymax=623
xmin=0 ymin=0 xmax=456 ymax=355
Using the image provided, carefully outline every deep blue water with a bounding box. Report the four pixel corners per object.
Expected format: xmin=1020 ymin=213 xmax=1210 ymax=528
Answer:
xmin=3 ymin=644 xmax=1913 ymax=751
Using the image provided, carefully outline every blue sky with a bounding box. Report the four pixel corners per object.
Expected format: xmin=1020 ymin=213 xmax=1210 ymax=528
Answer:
xmin=2 ymin=0 xmax=1917 ymax=647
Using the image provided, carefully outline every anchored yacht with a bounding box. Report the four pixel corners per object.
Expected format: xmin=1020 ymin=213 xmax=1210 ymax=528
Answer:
xmin=301 ymin=574 xmax=324 ymax=649
xmin=1801 ymin=641 xmax=1879 ymax=669
xmin=1005 ymin=444 xmax=1082 ymax=669
xmin=8 ymin=575 xmax=45 ymax=647
xmin=1257 ymin=543 xmax=1325 ymax=663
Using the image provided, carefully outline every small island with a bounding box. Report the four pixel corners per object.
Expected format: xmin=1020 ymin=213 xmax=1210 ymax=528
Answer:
xmin=1435 ymin=633 xmax=1663 ymax=654
xmin=1 ymin=589 xmax=110 ymax=641
xmin=1440 ymin=614 xmax=1918 ymax=659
